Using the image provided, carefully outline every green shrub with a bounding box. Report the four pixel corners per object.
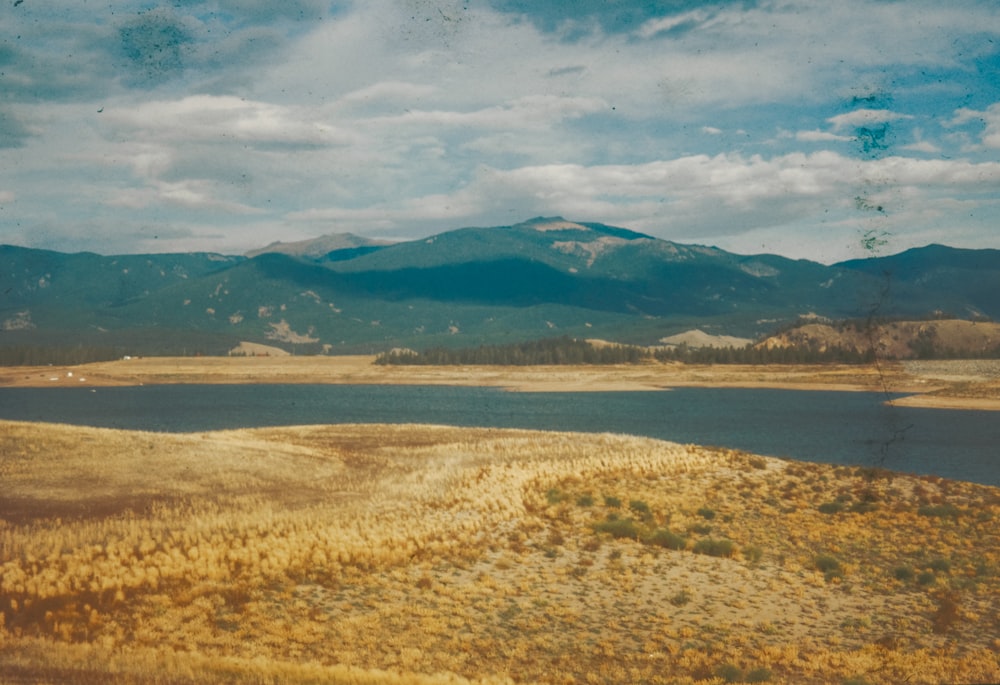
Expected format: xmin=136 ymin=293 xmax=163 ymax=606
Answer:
xmin=669 ymin=589 xmax=692 ymax=606
xmin=647 ymin=529 xmax=686 ymax=550
xmin=696 ymin=506 xmax=716 ymax=520
xmin=715 ymin=663 xmax=744 ymax=683
xmin=815 ymin=554 xmax=843 ymax=580
xmin=746 ymin=667 xmax=773 ymax=683
xmin=594 ymin=517 xmax=641 ymax=540
xmin=917 ymin=571 xmax=936 ymax=586
xmin=546 ymin=488 xmax=565 ymax=505
xmin=893 ymin=565 xmax=915 ymax=581
xmin=743 ymin=545 xmax=764 ymax=564
xmin=603 ymin=495 xmax=622 ymax=508
xmin=818 ymin=501 xmax=845 ymax=514
xmin=928 ymin=557 xmax=951 ymax=573
xmin=576 ymin=494 xmax=595 ymax=507
xmin=690 ymin=523 xmax=713 ymax=535
xmin=693 ymin=538 xmax=735 ymax=558
xmin=629 ymin=499 xmax=651 ymax=516
xmin=918 ymin=503 xmax=961 ymax=518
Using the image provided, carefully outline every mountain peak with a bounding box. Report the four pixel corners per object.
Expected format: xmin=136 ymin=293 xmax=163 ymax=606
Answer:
xmin=245 ymin=233 xmax=391 ymax=259
xmin=513 ymin=216 xmax=654 ymax=241
xmin=515 ymin=216 xmax=590 ymax=232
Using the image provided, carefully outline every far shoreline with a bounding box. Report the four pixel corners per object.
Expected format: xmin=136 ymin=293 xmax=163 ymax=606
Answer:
xmin=1 ymin=355 xmax=999 ymax=411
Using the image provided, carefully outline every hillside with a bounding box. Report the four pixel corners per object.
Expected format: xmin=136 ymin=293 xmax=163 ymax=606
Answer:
xmin=244 ymin=232 xmax=391 ymax=261
xmin=760 ymin=319 xmax=1000 ymax=360
xmin=3 ymin=218 xmax=1000 ymax=356
xmin=1 ymin=421 xmax=997 ymax=684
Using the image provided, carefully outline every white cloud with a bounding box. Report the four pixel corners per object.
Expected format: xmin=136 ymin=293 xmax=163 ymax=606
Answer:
xmin=902 ymin=140 xmax=942 ymax=154
xmin=107 ymin=179 xmax=264 ymax=214
xmin=104 ymin=95 xmax=357 ymax=147
xmin=826 ymin=109 xmax=914 ymax=131
xmin=369 ymin=95 xmax=608 ymax=131
xmin=4 ymin=0 xmax=1000 ymax=257
xmin=950 ymin=103 xmax=1000 ymax=149
xmin=634 ymin=10 xmax=711 ymax=39
xmin=795 ymin=130 xmax=852 ymax=143
xmin=283 ymin=152 xmax=1000 ymax=249
xmin=337 ymin=81 xmax=439 ymax=107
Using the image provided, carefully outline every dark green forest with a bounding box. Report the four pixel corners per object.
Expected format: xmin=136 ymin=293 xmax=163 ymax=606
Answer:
xmin=0 ymin=345 xmax=124 ymax=366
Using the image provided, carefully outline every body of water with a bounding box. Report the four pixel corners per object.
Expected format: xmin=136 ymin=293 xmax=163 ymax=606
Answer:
xmin=0 ymin=384 xmax=997 ymax=486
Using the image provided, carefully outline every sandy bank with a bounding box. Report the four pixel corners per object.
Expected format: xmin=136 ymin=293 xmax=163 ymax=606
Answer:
xmin=1 ymin=356 xmax=998 ymax=410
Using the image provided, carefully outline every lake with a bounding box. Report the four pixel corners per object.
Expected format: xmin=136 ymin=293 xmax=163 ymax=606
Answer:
xmin=0 ymin=384 xmax=997 ymax=486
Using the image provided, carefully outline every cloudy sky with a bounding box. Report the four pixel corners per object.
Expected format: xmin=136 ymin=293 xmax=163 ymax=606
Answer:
xmin=2 ymin=0 xmax=999 ymax=262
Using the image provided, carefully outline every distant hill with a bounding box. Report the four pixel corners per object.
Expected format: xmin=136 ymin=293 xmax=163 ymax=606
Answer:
xmin=2 ymin=218 xmax=999 ymax=357
xmin=660 ymin=329 xmax=755 ymax=349
xmin=244 ymin=233 xmax=391 ymax=261
xmin=758 ymin=318 xmax=1000 ymax=360
xmin=834 ymin=244 xmax=1000 ymax=321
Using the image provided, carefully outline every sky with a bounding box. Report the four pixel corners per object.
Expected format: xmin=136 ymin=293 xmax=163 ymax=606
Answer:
xmin=1 ymin=0 xmax=999 ymax=263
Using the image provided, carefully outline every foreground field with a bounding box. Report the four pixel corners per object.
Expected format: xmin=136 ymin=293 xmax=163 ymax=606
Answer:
xmin=1 ymin=421 xmax=998 ymax=684
xmin=4 ymin=356 xmax=1000 ymax=410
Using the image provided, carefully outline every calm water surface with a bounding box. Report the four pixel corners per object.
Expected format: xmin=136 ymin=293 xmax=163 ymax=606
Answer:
xmin=0 ymin=385 xmax=997 ymax=486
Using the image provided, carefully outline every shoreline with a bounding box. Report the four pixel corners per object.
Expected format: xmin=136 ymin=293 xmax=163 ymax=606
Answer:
xmin=1 ymin=355 xmax=999 ymax=411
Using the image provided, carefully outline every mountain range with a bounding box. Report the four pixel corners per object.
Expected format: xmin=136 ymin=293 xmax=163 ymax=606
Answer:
xmin=2 ymin=217 xmax=999 ymax=356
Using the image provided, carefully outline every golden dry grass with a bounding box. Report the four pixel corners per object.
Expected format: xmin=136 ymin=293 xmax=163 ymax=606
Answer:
xmin=1 ymin=420 xmax=998 ymax=684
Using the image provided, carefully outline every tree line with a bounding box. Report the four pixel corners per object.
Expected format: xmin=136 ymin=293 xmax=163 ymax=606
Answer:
xmin=375 ymin=336 xmax=876 ymax=366
xmin=376 ymin=336 xmax=646 ymax=366
xmin=0 ymin=345 xmax=125 ymax=366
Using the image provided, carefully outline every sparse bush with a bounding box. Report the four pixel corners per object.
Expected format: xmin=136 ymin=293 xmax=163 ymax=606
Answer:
xmin=743 ymin=545 xmax=764 ymax=565
xmin=893 ymin=565 xmax=915 ymax=582
xmin=696 ymin=506 xmax=716 ymax=520
xmin=818 ymin=501 xmax=845 ymax=514
xmin=546 ymin=488 xmax=566 ymax=505
xmin=669 ymin=589 xmax=692 ymax=606
xmin=746 ymin=667 xmax=773 ymax=683
xmin=690 ymin=523 xmax=713 ymax=535
xmin=918 ymin=503 xmax=961 ymax=518
xmin=715 ymin=663 xmax=744 ymax=683
xmin=693 ymin=538 xmax=735 ymax=558
xmin=917 ymin=571 xmax=936 ymax=586
xmin=646 ymin=529 xmax=686 ymax=550
xmin=815 ymin=554 xmax=843 ymax=580
xmin=629 ymin=499 xmax=651 ymax=516
xmin=594 ymin=517 xmax=641 ymax=540
xmin=928 ymin=557 xmax=951 ymax=573
xmin=932 ymin=591 xmax=961 ymax=634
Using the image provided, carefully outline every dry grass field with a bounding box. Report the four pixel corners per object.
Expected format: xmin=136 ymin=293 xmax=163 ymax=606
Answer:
xmin=1 ymin=420 xmax=998 ymax=684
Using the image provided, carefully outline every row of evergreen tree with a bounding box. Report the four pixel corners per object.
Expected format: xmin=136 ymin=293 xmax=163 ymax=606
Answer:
xmin=652 ymin=342 xmax=875 ymax=364
xmin=0 ymin=345 xmax=125 ymax=366
xmin=375 ymin=336 xmax=878 ymax=366
xmin=376 ymin=336 xmax=646 ymax=366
